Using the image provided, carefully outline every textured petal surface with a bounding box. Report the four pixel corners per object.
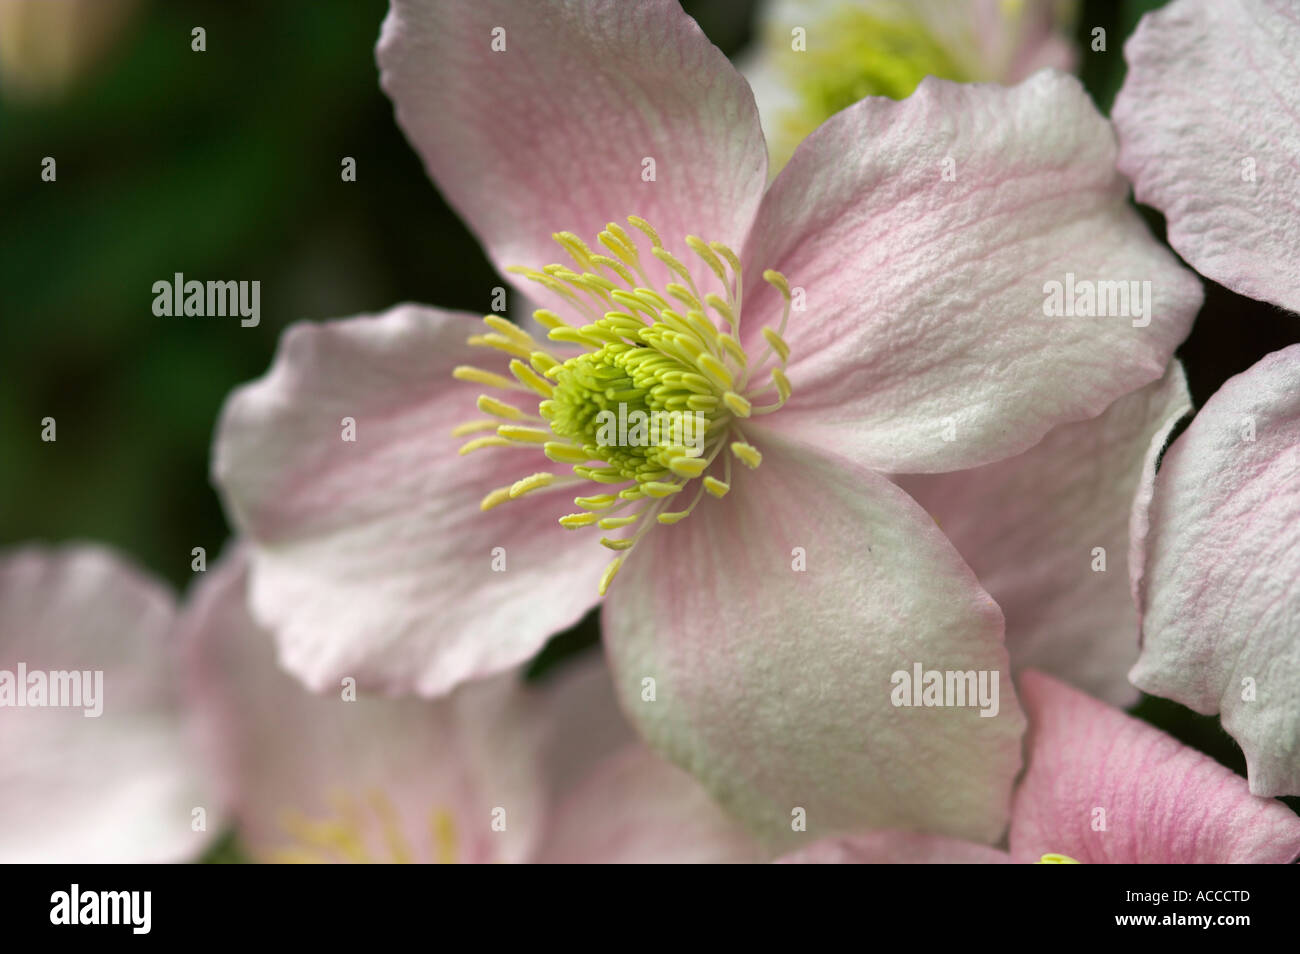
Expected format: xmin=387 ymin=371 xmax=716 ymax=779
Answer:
xmin=1114 ymin=0 xmax=1300 ymax=314
xmin=179 ymin=550 xmax=549 ymax=864
xmin=603 ymin=429 xmax=1025 ymax=846
xmin=1130 ymin=345 xmax=1300 ymax=796
xmin=897 ymin=364 xmax=1192 ymax=705
xmin=743 ymin=71 xmax=1201 ymax=473
xmin=377 ymin=0 xmax=768 ymax=293
xmin=1010 ymin=671 xmax=1300 ymax=864
xmin=775 ymin=829 xmax=1010 ymax=864
xmin=534 ymin=743 xmax=765 ymax=863
xmin=0 ymin=545 xmax=212 ymax=863
xmin=212 ymin=304 xmax=608 ymax=697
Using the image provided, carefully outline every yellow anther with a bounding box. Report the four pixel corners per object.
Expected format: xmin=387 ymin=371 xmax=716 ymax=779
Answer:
xmin=453 ymin=365 xmax=518 ymax=390
xmin=480 ymin=486 xmax=513 ymax=511
xmin=451 ymin=418 xmax=498 ymax=437
xmin=598 ymin=556 xmax=625 ymax=596
xmin=626 ymin=215 xmax=663 ymax=248
xmin=722 ymin=391 xmax=752 ymax=417
xmin=544 ymin=441 xmax=591 ymax=464
xmin=641 ymin=481 xmax=683 ymax=497
xmin=704 ymin=293 xmax=736 ymax=328
xmin=477 ymin=394 xmax=528 ymax=420
xmin=686 ymin=235 xmax=727 ymax=284
xmin=695 ymin=353 xmax=734 ymax=390
xmin=1036 ymin=854 xmax=1081 ymax=864
xmin=509 ymin=472 xmax=556 ymax=498
xmin=553 ymin=231 xmax=596 ymax=269
xmin=731 ymin=442 xmax=762 ymax=469
xmin=718 ymin=333 xmax=747 ymax=367
xmin=762 ymin=327 xmax=791 ymax=363
xmin=497 ymin=425 xmax=551 ymax=444
xmin=598 ymin=515 xmax=640 ymax=530
xmin=668 ymin=455 xmax=709 ymax=478
xmin=458 ymin=436 xmax=512 ymax=455
xmin=432 ymin=809 xmax=458 ymax=865
xmin=762 ymin=268 xmax=791 ymax=296
xmin=657 ymin=510 xmax=689 ymax=524
xmin=703 ymin=476 xmax=730 ymax=497
xmin=589 ymin=254 xmax=635 ymax=285
xmin=772 ymin=366 xmax=792 ymax=402
xmin=560 ymin=512 xmax=601 ymax=528
xmin=482 ymin=314 xmax=537 ymax=347
xmin=468 ymin=333 xmax=533 ymax=359
xmin=601 ymin=536 xmax=637 ymax=551
xmin=509 ymin=358 xmax=555 ymax=397
xmin=575 ymin=494 xmax=619 ymax=510
xmin=530 ymin=351 xmax=560 ymax=376
xmin=531 ymin=309 xmax=571 ymax=331
xmin=651 ymin=246 xmax=696 ymax=287
xmin=708 ymin=240 xmax=743 ymax=277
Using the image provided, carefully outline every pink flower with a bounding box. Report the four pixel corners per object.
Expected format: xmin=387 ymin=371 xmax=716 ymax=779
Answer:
xmin=181 ymin=550 xmax=763 ymax=863
xmin=1112 ymin=0 xmax=1300 ymax=796
xmin=0 ymin=545 xmax=215 ymax=863
xmin=741 ymin=0 xmax=1078 ymax=171
xmin=779 ymin=671 xmax=1300 ymax=863
xmin=897 ymin=363 xmax=1192 ymax=706
xmin=213 ymin=0 xmax=1201 ymax=841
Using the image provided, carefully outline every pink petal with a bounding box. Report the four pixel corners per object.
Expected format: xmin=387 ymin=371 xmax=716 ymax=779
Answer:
xmin=775 ymin=830 xmax=1010 ymax=864
xmin=377 ymin=0 xmax=768 ymax=293
xmin=1010 ymin=671 xmax=1300 ymax=863
xmin=0 ymin=545 xmax=213 ymax=862
xmin=1114 ymin=0 xmax=1300 ymax=313
xmin=212 ymin=304 xmax=610 ymax=697
xmin=603 ymin=428 xmax=1025 ymax=845
xmin=743 ymin=71 xmax=1201 ymax=473
xmin=897 ymin=363 xmax=1192 ymax=705
xmin=1130 ymin=345 xmax=1300 ymax=796
xmin=178 ymin=549 xmax=551 ymax=863
xmin=534 ymin=743 xmax=765 ymax=863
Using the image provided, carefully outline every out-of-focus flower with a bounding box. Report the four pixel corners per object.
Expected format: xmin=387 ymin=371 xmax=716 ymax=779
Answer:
xmin=181 ymin=549 xmax=763 ymax=863
xmin=213 ymin=0 xmax=1199 ymax=845
xmin=741 ymin=0 xmax=1078 ymax=170
xmin=0 ymin=0 xmax=141 ymax=103
xmin=1127 ymin=347 xmax=1300 ymax=797
xmin=0 ymin=544 xmax=215 ymax=863
xmin=897 ymin=364 xmax=1192 ymax=707
xmin=1113 ymin=0 xmax=1299 ymax=316
xmin=1111 ymin=0 xmax=1300 ymax=796
xmin=779 ymin=671 xmax=1300 ymax=863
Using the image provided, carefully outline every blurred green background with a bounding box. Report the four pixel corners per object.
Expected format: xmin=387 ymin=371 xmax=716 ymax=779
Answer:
xmin=1 ymin=0 xmax=1296 ymax=827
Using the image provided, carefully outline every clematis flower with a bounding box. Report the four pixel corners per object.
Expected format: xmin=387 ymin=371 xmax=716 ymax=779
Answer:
xmin=740 ymin=0 xmax=1077 ymax=170
xmin=1111 ymin=0 xmax=1300 ymax=795
xmin=181 ymin=550 xmax=763 ymax=863
xmin=1127 ymin=347 xmax=1300 ymax=796
xmin=1112 ymin=0 xmax=1299 ymax=317
xmin=0 ymin=544 xmax=215 ymax=863
xmin=213 ymin=0 xmax=1200 ymax=842
xmin=896 ymin=363 xmax=1192 ymax=706
xmin=779 ymin=671 xmax=1300 ymax=863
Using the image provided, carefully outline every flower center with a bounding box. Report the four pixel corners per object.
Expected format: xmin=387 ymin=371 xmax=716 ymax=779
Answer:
xmin=763 ymin=5 xmax=972 ymax=168
xmin=270 ymin=789 xmax=459 ymax=864
xmin=452 ymin=216 xmax=794 ymax=595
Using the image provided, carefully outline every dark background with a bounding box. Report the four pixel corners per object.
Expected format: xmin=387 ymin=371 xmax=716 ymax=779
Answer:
xmin=2 ymin=0 xmax=1296 ymax=833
